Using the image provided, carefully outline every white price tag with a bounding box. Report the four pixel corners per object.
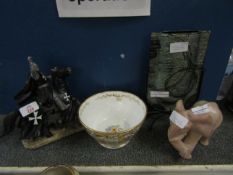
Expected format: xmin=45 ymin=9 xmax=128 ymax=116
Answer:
xmin=150 ymin=91 xmax=169 ymax=98
xmin=191 ymin=104 xmax=210 ymax=115
xmin=170 ymin=42 xmax=189 ymax=53
xmin=170 ymin=111 xmax=189 ymax=129
xmin=19 ymin=101 xmax=39 ymax=117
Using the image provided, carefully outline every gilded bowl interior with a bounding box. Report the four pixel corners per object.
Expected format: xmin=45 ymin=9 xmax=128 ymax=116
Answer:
xmin=79 ymin=91 xmax=147 ymax=133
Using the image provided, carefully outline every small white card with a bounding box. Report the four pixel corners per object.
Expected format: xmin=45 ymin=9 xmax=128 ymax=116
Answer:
xmin=191 ymin=104 xmax=210 ymax=115
xmin=19 ymin=101 xmax=39 ymax=117
xmin=150 ymin=91 xmax=170 ymax=98
xmin=170 ymin=111 xmax=189 ymax=129
xmin=170 ymin=42 xmax=189 ymax=53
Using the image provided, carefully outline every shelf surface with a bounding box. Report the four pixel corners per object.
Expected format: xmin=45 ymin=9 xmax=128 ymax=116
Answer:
xmin=0 ymin=102 xmax=232 ymax=167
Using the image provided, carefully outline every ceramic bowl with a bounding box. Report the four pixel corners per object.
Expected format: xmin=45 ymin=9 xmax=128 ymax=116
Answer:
xmin=79 ymin=91 xmax=147 ymax=149
xmin=40 ymin=166 xmax=79 ymax=175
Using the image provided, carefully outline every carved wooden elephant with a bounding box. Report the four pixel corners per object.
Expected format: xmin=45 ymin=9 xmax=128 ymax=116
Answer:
xmin=168 ymin=100 xmax=223 ymax=159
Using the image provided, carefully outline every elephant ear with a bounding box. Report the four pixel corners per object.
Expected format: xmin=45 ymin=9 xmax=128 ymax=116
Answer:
xmin=175 ymin=100 xmax=185 ymax=113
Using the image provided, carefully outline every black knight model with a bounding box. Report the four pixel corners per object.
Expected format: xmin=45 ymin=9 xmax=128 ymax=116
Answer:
xmin=0 ymin=57 xmax=82 ymax=148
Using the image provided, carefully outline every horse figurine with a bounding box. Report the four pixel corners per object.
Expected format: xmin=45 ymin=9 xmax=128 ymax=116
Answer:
xmin=168 ymin=100 xmax=223 ymax=159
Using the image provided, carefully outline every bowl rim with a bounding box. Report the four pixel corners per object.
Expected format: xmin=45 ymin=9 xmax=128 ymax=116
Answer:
xmin=78 ymin=91 xmax=147 ymax=135
xmin=40 ymin=165 xmax=79 ymax=175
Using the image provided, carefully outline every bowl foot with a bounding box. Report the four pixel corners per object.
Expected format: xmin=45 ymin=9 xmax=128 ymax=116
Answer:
xmin=99 ymin=141 xmax=130 ymax=149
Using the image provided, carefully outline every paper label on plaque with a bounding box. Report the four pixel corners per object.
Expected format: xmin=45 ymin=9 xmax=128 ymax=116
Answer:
xmin=170 ymin=42 xmax=189 ymax=53
xmin=19 ymin=101 xmax=39 ymax=117
xmin=191 ymin=104 xmax=210 ymax=115
xmin=150 ymin=91 xmax=170 ymax=98
xmin=170 ymin=111 xmax=189 ymax=129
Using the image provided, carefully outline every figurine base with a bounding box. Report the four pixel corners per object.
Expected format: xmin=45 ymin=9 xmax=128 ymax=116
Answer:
xmin=22 ymin=126 xmax=84 ymax=149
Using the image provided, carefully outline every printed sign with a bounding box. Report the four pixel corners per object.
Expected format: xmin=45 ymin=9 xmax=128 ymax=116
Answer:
xmin=56 ymin=0 xmax=151 ymax=17
xmin=19 ymin=101 xmax=39 ymax=117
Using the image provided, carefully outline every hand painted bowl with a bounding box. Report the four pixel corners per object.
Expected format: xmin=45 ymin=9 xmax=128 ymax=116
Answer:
xmin=79 ymin=91 xmax=147 ymax=149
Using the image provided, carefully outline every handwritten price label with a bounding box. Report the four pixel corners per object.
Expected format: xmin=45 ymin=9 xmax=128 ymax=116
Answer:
xmin=191 ymin=104 xmax=210 ymax=115
xmin=170 ymin=111 xmax=189 ymax=129
xmin=19 ymin=101 xmax=39 ymax=117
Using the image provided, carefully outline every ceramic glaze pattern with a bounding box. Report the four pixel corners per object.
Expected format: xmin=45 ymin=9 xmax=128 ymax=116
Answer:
xmin=105 ymin=125 xmax=124 ymax=132
xmin=79 ymin=91 xmax=147 ymax=149
xmin=87 ymin=123 xmax=141 ymax=149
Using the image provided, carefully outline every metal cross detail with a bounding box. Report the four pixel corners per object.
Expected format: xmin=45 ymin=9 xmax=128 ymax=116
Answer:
xmin=29 ymin=111 xmax=42 ymax=125
xmin=64 ymin=93 xmax=70 ymax=102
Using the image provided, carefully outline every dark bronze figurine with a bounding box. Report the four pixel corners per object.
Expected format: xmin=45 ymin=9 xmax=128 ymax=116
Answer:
xmin=0 ymin=57 xmax=81 ymax=147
